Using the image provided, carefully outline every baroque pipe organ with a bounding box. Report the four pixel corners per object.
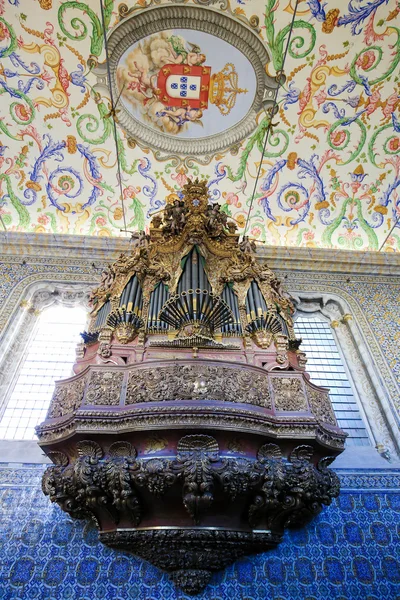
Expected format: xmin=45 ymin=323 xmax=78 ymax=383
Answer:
xmin=37 ymin=180 xmax=346 ymax=595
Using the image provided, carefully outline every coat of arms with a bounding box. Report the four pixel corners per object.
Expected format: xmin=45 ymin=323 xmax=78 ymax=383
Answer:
xmin=117 ymin=31 xmax=248 ymax=136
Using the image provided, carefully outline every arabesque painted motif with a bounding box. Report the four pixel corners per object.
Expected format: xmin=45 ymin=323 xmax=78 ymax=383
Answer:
xmin=0 ymin=0 xmax=399 ymax=250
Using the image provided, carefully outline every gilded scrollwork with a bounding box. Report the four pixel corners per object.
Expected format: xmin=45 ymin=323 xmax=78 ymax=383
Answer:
xmin=85 ymin=179 xmax=296 ymax=345
xmin=125 ymin=364 xmax=271 ymax=408
xmin=84 ymin=371 xmax=124 ymax=406
xmin=272 ymin=377 xmax=308 ymax=411
xmin=47 ymin=376 xmax=87 ymax=418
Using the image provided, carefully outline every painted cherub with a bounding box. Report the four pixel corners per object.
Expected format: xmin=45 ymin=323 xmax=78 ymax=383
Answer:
xmin=167 ymin=36 xmax=206 ymax=66
xmin=155 ymin=106 xmax=204 ymax=128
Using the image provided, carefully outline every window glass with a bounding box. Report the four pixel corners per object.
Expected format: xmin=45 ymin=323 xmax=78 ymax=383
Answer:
xmin=0 ymin=305 xmax=86 ymax=441
xmin=294 ymin=315 xmax=370 ymax=446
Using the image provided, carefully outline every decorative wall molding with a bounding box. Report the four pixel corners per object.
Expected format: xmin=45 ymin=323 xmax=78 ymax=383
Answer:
xmin=1 ymin=232 xmax=399 ymax=274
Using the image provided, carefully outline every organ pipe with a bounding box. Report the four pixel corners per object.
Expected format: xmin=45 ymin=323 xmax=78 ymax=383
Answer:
xmin=245 ymin=281 xmax=283 ymax=335
xmin=147 ymin=283 xmax=169 ymax=331
xmin=94 ymin=300 xmax=111 ymax=329
xmin=120 ymin=275 xmax=143 ymax=316
xmin=221 ymin=285 xmax=242 ymax=335
xmin=160 ymin=247 xmax=233 ymax=331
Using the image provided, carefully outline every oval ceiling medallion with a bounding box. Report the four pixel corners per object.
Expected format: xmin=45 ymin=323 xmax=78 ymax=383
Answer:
xmin=106 ymin=5 xmax=277 ymax=156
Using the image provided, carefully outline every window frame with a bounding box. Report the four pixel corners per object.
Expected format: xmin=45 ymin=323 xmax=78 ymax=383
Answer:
xmin=0 ymin=283 xmax=90 ymax=462
xmin=294 ymin=310 xmax=374 ymax=446
xmin=0 ymin=304 xmax=87 ymax=441
xmin=292 ymin=292 xmax=400 ymax=461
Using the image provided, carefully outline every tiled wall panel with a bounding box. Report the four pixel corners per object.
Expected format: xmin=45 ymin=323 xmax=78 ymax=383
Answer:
xmin=0 ymin=465 xmax=399 ymax=600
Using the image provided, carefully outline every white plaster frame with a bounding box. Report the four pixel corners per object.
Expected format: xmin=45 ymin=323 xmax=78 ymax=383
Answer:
xmin=0 ymin=281 xmax=92 ymax=462
xmin=293 ymin=292 xmax=400 ymax=460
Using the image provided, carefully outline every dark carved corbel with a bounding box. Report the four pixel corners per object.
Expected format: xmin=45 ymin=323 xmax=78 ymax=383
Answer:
xmin=41 ymin=437 xmax=341 ymax=595
xmin=174 ymin=435 xmax=219 ymax=524
xmin=104 ymin=442 xmax=141 ymax=525
xmin=134 ymin=458 xmax=176 ymax=496
xmin=248 ymin=443 xmax=285 ymax=528
xmin=215 ymin=457 xmax=261 ymax=500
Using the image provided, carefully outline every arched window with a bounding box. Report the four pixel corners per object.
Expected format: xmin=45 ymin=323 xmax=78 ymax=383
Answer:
xmin=294 ymin=313 xmax=370 ymax=446
xmin=292 ymin=293 xmax=399 ymax=462
xmin=0 ymin=304 xmax=86 ymax=440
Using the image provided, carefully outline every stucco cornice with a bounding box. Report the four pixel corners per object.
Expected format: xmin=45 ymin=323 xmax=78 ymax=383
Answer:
xmin=0 ymin=232 xmax=399 ymax=277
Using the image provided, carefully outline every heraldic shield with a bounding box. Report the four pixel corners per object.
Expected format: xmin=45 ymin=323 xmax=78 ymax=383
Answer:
xmin=157 ymin=64 xmax=211 ymax=109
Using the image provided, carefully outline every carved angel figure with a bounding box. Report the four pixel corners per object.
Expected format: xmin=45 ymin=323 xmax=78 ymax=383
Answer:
xmin=239 ymin=236 xmax=257 ymax=255
xmin=205 ymin=204 xmax=228 ymax=238
xmin=131 ymin=230 xmax=151 ymax=249
xmin=163 ymin=200 xmax=187 ymax=236
xmin=100 ymin=265 xmax=116 ymax=290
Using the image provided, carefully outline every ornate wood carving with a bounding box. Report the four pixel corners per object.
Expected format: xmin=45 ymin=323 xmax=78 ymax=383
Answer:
xmin=272 ymin=377 xmax=308 ymax=411
xmin=42 ymin=435 xmax=340 ymax=594
xmin=125 ymin=364 xmax=272 ymax=407
xmin=38 ymin=180 xmax=345 ymax=595
xmin=85 ymin=371 xmax=124 ymax=406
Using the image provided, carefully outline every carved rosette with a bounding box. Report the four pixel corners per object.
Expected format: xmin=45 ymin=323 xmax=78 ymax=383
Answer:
xmin=42 ymin=435 xmax=340 ymax=594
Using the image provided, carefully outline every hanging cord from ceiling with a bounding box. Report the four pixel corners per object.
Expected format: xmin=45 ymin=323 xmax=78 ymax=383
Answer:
xmin=378 ymin=214 xmax=400 ymax=252
xmin=243 ymin=0 xmax=300 ymax=238
xmin=99 ymin=0 xmax=129 ymax=237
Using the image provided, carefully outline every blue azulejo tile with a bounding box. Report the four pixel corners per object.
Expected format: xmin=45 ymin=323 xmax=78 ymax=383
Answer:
xmin=10 ymin=556 xmax=35 ymax=586
xmin=108 ymin=556 xmax=132 ymax=586
xmin=343 ymin=522 xmax=365 ymax=546
xmin=76 ymin=557 xmax=100 ymax=586
xmin=381 ymin=556 xmax=400 ymax=584
xmin=315 ymin=521 xmax=337 ymax=546
xmin=43 ymin=557 xmax=68 ymax=586
xmin=361 ymin=494 xmax=381 ymax=511
xmin=82 ymin=522 xmax=99 ymax=547
xmin=21 ymin=519 xmax=45 ymax=547
xmin=337 ymin=493 xmax=355 ymax=512
xmin=140 ymin=561 xmax=162 ymax=586
xmin=288 ymin=526 xmax=310 ymax=547
xmin=352 ymin=556 xmax=375 ymax=585
xmin=386 ymin=493 xmax=400 ymax=512
xmin=263 ymin=557 xmax=286 ymax=585
xmin=323 ymin=557 xmax=345 ymax=585
xmin=51 ymin=521 xmax=75 ymax=546
xmin=369 ymin=521 xmax=391 ymax=546
xmin=234 ymin=558 xmax=256 ymax=586
xmin=294 ymin=557 xmax=316 ymax=585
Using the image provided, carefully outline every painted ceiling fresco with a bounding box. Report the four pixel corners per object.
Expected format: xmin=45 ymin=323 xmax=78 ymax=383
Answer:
xmin=0 ymin=0 xmax=399 ymax=252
